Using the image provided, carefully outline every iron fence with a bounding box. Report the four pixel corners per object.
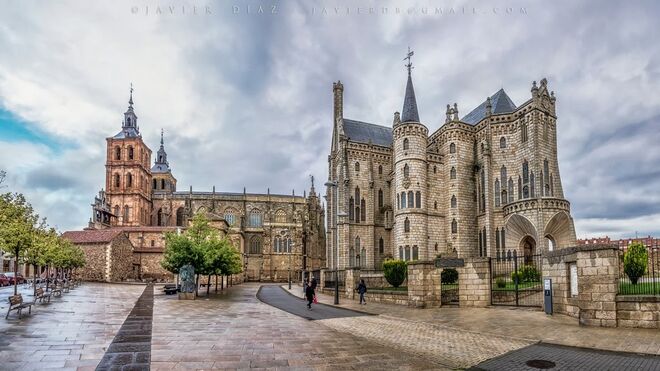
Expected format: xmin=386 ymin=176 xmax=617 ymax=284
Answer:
xmin=618 ymin=244 xmax=660 ymax=295
xmin=323 ymin=269 xmax=345 ymax=288
xmin=490 ymin=251 xmax=543 ymax=307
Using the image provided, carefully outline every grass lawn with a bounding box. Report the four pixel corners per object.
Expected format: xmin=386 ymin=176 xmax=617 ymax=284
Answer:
xmin=618 ymin=282 xmax=660 ymax=295
xmin=492 ymin=281 xmax=541 ymax=291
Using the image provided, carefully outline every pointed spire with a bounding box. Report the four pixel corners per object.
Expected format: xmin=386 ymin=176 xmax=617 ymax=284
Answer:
xmin=129 ymin=83 xmax=134 ymax=107
xmin=160 ymin=128 xmax=164 ymax=145
xmin=152 ymin=129 xmax=171 ymax=173
xmin=401 ymin=48 xmax=420 ymax=123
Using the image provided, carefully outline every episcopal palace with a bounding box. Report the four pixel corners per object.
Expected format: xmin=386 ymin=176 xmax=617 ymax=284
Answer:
xmin=325 ymin=65 xmax=577 ymax=270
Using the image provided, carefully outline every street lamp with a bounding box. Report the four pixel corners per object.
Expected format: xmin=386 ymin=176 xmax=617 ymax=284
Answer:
xmin=325 ymin=180 xmax=347 ymax=305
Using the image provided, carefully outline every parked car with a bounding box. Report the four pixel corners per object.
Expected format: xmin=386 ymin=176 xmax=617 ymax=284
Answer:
xmin=0 ymin=274 xmax=9 ymax=286
xmin=4 ymin=272 xmax=25 ymax=285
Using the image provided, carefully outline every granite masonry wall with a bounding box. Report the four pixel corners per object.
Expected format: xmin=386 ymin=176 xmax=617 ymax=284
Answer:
xmin=407 ymin=261 xmax=440 ymax=308
xmin=457 ymin=258 xmax=491 ymax=307
xmin=616 ymin=296 xmax=660 ymax=329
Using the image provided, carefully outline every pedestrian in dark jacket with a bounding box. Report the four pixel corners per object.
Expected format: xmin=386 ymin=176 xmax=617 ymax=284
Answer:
xmin=311 ymin=277 xmax=317 ymax=291
xmin=357 ymin=279 xmax=367 ymax=305
xmin=305 ymin=282 xmax=315 ymax=310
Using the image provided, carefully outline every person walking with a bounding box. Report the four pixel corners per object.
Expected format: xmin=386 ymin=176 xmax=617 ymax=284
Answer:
xmin=305 ymin=281 xmax=315 ymax=310
xmin=357 ymin=279 xmax=367 ymax=305
xmin=310 ymin=277 xmax=318 ymax=303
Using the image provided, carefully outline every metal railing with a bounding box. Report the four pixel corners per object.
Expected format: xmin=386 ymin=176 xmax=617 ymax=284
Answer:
xmin=323 ymin=269 xmax=345 ymax=288
xmin=618 ymin=244 xmax=659 ymax=295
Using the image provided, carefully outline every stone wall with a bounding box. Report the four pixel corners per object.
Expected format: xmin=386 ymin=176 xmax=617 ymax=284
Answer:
xmin=138 ymin=252 xmax=173 ymax=281
xmin=407 ymin=261 xmax=440 ymax=308
xmin=365 ymin=290 xmax=409 ymax=305
xmin=616 ymin=296 xmax=660 ymax=329
xmin=78 ymin=243 xmax=108 ymax=282
xmin=457 ymin=258 xmax=491 ymax=307
xmin=109 ymin=234 xmax=136 ymax=281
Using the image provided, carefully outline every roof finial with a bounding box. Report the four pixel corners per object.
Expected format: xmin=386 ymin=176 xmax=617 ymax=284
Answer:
xmin=129 ymin=83 xmax=134 ymax=106
xmin=404 ymin=47 xmax=414 ymax=75
xmin=160 ymin=128 xmax=164 ymax=145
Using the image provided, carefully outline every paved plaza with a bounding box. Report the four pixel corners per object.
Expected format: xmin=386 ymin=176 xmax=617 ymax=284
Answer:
xmin=0 ymin=282 xmax=658 ymax=370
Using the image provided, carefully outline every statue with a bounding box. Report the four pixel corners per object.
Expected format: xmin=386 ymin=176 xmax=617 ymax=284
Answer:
xmin=179 ymin=264 xmax=195 ymax=293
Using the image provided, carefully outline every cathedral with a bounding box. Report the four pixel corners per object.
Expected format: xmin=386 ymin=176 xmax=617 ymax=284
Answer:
xmin=326 ymin=57 xmax=577 ymax=270
xmin=75 ymin=88 xmax=326 ymax=282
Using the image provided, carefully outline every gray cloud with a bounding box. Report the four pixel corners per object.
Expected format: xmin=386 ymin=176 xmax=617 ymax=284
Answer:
xmin=1 ymin=0 xmax=660 ymax=240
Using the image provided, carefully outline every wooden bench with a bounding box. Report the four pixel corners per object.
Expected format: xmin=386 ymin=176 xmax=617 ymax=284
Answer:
xmin=63 ymin=282 xmax=70 ymax=293
xmin=49 ymin=284 xmax=62 ymax=297
xmin=35 ymin=287 xmax=52 ymax=304
xmin=6 ymin=294 xmax=34 ymax=319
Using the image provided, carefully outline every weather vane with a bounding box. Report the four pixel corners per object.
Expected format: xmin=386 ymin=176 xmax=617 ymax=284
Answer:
xmin=404 ymin=47 xmax=414 ymax=74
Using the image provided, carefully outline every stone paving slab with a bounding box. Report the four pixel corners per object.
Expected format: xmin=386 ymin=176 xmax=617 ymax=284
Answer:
xmin=0 ymin=283 xmax=145 ymax=370
xmin=286 ymin=285 xmax=660 ymax=356
xmin=151 ymin=283 xmax=447 ymax=370
xmin=471 ymin=343 xmax=660 ymax=371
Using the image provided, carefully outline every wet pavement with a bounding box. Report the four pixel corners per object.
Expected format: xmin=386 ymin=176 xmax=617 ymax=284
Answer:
xmin=256 ymin=285 xmax=370 ymax=320
xmin=0 ymin=282 xmax=144 ymax=370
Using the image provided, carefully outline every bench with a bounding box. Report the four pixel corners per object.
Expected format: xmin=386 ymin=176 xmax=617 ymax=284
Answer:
xmin=63 ymin=282 xmax=70 ymax=293
xmin=163 ymin=284 xmax=179 ymax=295
xmin=6 ymin=294 xmax=34 ymax=319
xmin=35 ymin=287 xmax=52 ymax=304
xmin=49 ymin=284 xmax=62 ymax=297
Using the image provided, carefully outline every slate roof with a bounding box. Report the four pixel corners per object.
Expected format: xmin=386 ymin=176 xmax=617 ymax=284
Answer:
xmin=112 ymin=127 xmax=141 ymax=139
xmin=62 ymin=229 xmax=124 ymax=244
xmin=401 ymin=73 xmax=420 ymax=123
xmin=343 ymin=119 xmax=393 ymax=147
xmin=461 ymin=89 xmax=517 ymax=125
xmin=151 ymin=163 xmax=170 ymax=173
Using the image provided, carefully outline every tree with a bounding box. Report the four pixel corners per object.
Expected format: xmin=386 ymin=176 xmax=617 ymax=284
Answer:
xmin=624 ymin=242 xmax=648 ymax=284
xmin=383 ymin=259 xmax=407 ymax=288
xmin=0 ymin=193 xmax=38 ymax=295
xmin=24 ymin=226 xmax=54 ymax=295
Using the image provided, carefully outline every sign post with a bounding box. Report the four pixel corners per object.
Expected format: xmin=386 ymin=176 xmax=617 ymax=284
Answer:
xmin=543 ymin=278 xmax=553 ymax=315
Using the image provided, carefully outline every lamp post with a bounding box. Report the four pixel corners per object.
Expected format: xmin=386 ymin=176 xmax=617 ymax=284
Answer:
xmin=325 ymin=180 xmax=347 ymax=305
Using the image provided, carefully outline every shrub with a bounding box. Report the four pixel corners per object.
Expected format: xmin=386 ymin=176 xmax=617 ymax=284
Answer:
xmin=511 ymin=265 xmax=540 ymax=283
xmin=624 ymin=243 xmax=648 ymax=284
xmin=383 ymin=259 xmax=407 ymax=288
xmin=441 ymin=268 xmax=458 ymax=284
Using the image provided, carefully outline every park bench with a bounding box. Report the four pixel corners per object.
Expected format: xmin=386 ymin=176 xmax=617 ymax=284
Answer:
xmin=35 ymin=287 xmax=52 ymax=304
xmin=6 ymin=294 xmax=34 ymax=319
xmin=63 ymin=282 xmax=70 ymax=293
xmin=163 ymin=284 xmax=178 ymax=295
xmin=49 ymin=284 xmax=62 ymax=297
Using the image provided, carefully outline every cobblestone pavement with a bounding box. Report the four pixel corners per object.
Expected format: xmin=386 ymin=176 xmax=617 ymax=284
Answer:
xmin=471 ymin=343 xmax=660 ymax=371
xmin=151 ymin=283 xmax=445 ymax=370
xmin=0 ymin=282 xmax=145 ymax=371
xmin=287 ymin=286 xmax=660 ymax=355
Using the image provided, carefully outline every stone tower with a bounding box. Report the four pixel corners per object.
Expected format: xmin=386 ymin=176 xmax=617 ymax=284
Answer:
xmin=393 ymin=65 xmax=429 ymax=261
xmin=105 ymin=87 xmax=153 ymax=226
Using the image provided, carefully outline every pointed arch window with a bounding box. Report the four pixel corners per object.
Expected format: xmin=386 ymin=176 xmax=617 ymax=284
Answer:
xmin=450 ymin=167 xmax=456 ymax=179
xmin=451 ymin=195 xmax=457 ymax=208
xmin=378 ymin=164 xmax=383 ymax=175
xmin=449 ymin=143 xmax=456 ymax=154
xmin=274 ymin=236 xmax=281 ymax=253
xmin=157 ymin=208 xmax=163 ymax=226
xmin=521 ymin=120 xmax=528 ymax=142
xmin=275 ymin=209 xmax=287 ymax=223
xmin=249 ymin=209 xmax=263 ymax=227
xmin=508 ymin=178 xmax=514 ymax=203
xmin=399 ymin=246 xmax=403 ymax=260
xmin=152 ymin=179 xmax=157 ymax=190
xmin=407 ymin=191 xmax=414 ymax=208
xmin=500 ymin=137 xmax=506 ymax=148
xmin=495 ymin=227 xmax=501 ymax=257
xmin=360 ymin=198 xmax=366 ymax=222
xmin=378 ymin=189 xmax=384 ymax=209
xmin=433 ymin=165 xmax=437 ymax=174
xmin=434 ymin=201 xmax=437 ymax=210
xmin=494 ymin=179 xmax=501 ymax=207
xmin=379 ymin=237 xmax=384 ymax=254
xmin=403 ymin=138 xmax=409 ymax=150
xmin=224 ymin=209 xmax=236 ymax=226
xmin=518 ymin=176 xmax=522 ymax=200
xmin=530 ymin=172 xmax=535 ymax=198
xmin=404 ymin=217 xmax=410 ymax=233
xmin=249 ymin=236 xmax=262 ymax=254
xmin=415 ymin=191 xmax=421 ymax=208
xmin=500 ymin=166 xmax=507 ymax=185
xmin=501 ymin=228 xmax=506 ymax=250
xmin=396 ymin=194 xmax=400 ymax=210
xmin=114 ymin=174 xmax=121 ymax=188
xmin=349 ymin=247 xmax=355 ymax=267
xmin=522 ymin=161 xmax=529 ymax=184
xmin=501 ymin=190 xmax=507 ymax=205
xmin=127 ymin=173 xmax=133 ymax=188
xmin=115 ymin=146 xmax=121 ymax=160
xmin=349 ymin=197 xmax=355 ymax=220
xmin=355 ymin=186 xmax=360 ymax=202
xmin=161 ymin=179 xmax=165 ymax=190
xmin=176 ymin=207 xmax=185 ymax=227
xmin=412 ymin=245 xmax=419 ymax=261
xmin=401 ymin=192 xmax=406 ymax=209
xmin=114 ymin=205 xmax=120 ymax=219
xmin=404 ymin=245 xmax=411 ymax=261
xmin=355 ymin=162 xmax=360 ymax=172
xmin=403 ymin=163 xmax=410 ymax=178
xmin=123 ymin=205 xmax=129 ymax=223
xmin=451 ymin=219 xmax=457 ymax=234
xmin=128 ymin=146 xmax=134 ymax=160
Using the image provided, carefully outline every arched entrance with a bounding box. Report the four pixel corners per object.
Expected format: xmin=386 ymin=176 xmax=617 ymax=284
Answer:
xmin=521 ymin=236 xmax=536 ymax=264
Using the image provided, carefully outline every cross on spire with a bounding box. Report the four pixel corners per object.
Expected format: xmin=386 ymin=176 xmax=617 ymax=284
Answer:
xmin=160 ymin=128 xmax=164 ymax=145
xmin=404 ymin=47 xmax=414 ymax=75
xmin=129 ymin=83 xmax=134 ymax=106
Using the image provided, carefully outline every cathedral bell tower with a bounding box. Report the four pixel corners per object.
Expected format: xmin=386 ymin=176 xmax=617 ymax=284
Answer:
xmin=392 ymin=49 xmax=429 ymax=261
xmin=105 ymin=85 xmax=153 ymax=226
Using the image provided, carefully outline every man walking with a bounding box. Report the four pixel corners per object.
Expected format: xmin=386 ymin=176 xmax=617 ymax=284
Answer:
xmin=305 ymin=281 xmax=315 ymax=310
xmin=357 ymin=279 xmax=367 ymax=305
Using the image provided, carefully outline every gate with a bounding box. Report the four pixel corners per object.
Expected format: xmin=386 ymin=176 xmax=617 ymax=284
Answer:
xmin=491 ymin=251 xmax=543 ymax=307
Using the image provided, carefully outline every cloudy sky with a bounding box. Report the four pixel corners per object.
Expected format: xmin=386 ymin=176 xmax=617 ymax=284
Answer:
xmin=1 ymin=0 xmax=659 ymax=239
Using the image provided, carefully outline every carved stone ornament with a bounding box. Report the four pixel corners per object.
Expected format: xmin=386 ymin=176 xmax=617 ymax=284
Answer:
xmin=402 ymin=177 xmax=411 ymax=189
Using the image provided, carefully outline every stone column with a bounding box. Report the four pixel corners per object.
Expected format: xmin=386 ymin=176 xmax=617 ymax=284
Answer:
xmin=458 ymin=258 xmax=491 ymax=307
xmin=576 ymin=247 xmax=618 ymax=327
xmin=407 ymin=261 xmax=440 ymax=308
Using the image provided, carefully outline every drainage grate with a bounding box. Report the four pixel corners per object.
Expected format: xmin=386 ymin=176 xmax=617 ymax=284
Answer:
xmin=526 ymin=359 xmax=556 ymax=369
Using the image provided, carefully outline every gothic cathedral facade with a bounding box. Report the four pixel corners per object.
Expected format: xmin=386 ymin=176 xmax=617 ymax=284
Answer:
xmin=83 ymin=90 xmax=326 ymax=282
xmin=326 ymin=66 xmax=577 ymax=270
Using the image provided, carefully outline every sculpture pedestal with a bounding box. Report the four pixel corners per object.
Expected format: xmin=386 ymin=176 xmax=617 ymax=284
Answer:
xmin=178 ymin=292 xmax=196 ymax=300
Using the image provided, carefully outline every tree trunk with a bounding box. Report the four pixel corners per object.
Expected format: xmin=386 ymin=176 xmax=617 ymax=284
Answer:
xmin=195 ymin=274 xmax=199 ymax=296
xmin=46 ymin=265 xmax=50 ymax=291
xmin=207 ymin=275 xmax=211 ymax=296
xmin=13 ymin=246 xmax=19 ymax=296
xmin=215 ymin=275 xmax=218 ymax=293
xmin=221 ymin=275 xmax=224 ymax=290
xmin=33 ymin=264 xmax=37 ymax=297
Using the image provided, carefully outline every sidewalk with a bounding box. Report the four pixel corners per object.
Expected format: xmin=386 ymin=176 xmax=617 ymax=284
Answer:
xmin=284 ymin=285 xmax=660 ymax=356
